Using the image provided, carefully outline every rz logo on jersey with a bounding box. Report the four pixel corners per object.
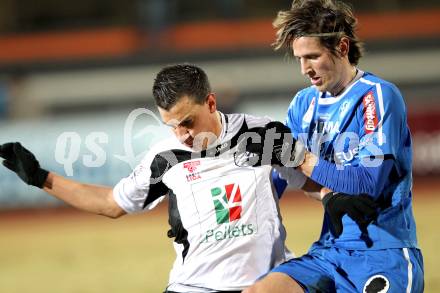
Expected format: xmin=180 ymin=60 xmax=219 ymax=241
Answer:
xmin=210 ymin=183 xmax=242 ymax=224
xmin=363 ymin=91 xmax=378 ymax=134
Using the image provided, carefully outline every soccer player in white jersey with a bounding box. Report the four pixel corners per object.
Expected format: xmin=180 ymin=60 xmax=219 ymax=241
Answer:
xmin=243 ymin=1 xmax=424 ymax=292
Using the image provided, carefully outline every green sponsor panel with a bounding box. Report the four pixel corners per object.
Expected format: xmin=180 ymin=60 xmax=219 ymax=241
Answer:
xmin=210 ymin=187 xmax=222 ymax=197
xmin=213 ymin=200 xmax=229 ymax=224
xmin=211 ymin=187 xmax=230 ymax=224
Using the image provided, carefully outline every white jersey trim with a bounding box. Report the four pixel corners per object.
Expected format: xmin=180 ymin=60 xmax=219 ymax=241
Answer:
xmin=403 ymin=248 xmax=413 ymax=293
xmin=318 ymin=69 xmax=364 ymax=105
xmin=376 ymin=83 xmax=385 ymax=146
xmin=359 ymin=77 xmax=375 ymax=86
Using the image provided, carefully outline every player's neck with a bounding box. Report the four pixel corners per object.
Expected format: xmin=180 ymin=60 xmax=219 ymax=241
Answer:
xmin=330 ymin=65 xmax=358 ymax=96
xmin=214 ymin=111 xmax=222 ymax=138
xmin=202 ymin=111 xmax=222 ymax=150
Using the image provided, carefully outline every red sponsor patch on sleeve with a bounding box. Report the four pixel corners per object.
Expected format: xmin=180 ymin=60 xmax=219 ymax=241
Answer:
xmin=363 ymin=91 xmax=378 ymax=134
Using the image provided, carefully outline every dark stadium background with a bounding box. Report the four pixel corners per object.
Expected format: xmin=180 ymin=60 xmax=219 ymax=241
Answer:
xmin=0 ymin=1 xmax=439 ymax=292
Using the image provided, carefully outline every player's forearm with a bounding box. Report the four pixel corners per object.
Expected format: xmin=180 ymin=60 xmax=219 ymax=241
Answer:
xmin=299 ymin=156 xmax=394 ymax=198
xmin=42 ymin=172 xmax=125 ymax=218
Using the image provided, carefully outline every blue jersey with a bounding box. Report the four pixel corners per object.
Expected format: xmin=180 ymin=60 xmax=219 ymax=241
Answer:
xmin=286 ymin=71 xmax=418 ymax=250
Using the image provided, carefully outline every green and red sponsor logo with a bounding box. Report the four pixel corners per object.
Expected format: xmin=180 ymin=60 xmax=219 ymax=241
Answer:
xmin=210 ymin=183 xmax=242 ymax=224
xmin=200 ymin=181 xmax=257 ymax=243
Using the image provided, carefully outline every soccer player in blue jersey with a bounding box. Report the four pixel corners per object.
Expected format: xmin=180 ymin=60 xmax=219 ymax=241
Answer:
xmin=243 ymin=0 xmax=424 ymax=292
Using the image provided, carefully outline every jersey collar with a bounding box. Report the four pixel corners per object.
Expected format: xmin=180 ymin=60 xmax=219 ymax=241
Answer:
xmin=318 ymin=69 xmax=364 ymax=105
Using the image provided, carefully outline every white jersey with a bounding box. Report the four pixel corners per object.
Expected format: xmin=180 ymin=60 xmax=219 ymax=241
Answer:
xmin=113 ymin=113 xmax=306 ymax=292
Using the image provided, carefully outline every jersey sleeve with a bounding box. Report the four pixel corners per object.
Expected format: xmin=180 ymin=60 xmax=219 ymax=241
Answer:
xmin=356 ymin=82 xmax=407 ymax=163
xmin=244 ymin=113 xmax=272 ymax=128
xmin=113 ymin=150 xmax=169 ymax=214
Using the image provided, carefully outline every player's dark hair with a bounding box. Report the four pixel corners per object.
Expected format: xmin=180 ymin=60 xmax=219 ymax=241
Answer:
xmin=273 ymin=0 xmax=363 ymax=65
xmin=153 ymin=64 xmax=211 ymax=110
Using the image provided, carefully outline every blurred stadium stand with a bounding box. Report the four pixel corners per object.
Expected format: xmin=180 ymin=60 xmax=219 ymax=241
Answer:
xmin=0 ymin=0 xmax=439 ymax=208
xmin=0 ymin=78 xmax=7 ymax=119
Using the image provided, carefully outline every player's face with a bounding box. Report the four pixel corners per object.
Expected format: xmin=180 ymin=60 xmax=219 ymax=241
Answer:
xmin=159 ymin=94 xmax=221 ymax=150
xmin=292 ymin=37 xmax=345 ymax=94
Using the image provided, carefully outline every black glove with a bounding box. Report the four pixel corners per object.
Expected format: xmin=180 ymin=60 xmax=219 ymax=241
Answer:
xmin=322 ymin=192 xmax=379 ymax=238
xmin=0 ymin=142 xmax=49 ymax=188
xmin=235 ymin=121 xmax=306 ymax=167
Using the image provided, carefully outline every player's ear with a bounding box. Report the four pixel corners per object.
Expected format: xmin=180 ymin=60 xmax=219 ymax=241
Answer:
xmin=206 ymin=93 xmax=217 ymax=113
xmin=338 ymin=37 xmax=350 ymax=58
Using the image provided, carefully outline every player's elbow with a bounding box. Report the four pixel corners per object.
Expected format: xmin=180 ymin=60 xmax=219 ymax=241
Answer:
xmin=102 ymin=207 xmax=126 ymax=219
xmin=100 ymin=192 xmax=127 ymax=219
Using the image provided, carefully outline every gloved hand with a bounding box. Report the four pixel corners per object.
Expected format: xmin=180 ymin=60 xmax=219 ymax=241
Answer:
xmin=322 ymin=192 xmax=379 ymax=238
xmin=0 ymin=142 xmax=49 ymax=188
xmin=235 ymin=121 xmax=306 ymax=167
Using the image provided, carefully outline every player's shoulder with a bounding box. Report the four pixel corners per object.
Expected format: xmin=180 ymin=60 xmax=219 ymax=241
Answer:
xmin=151 ymin=136 xmax=186 ymax=154
xmin=224 ymin=112 xmax=272 ymax=129
xmin=288 ymin=86 xmax=317 ymax=109
xmin=137 ymin=135 xmax=188 ymax=167
xmin=294 ymin=86 xmax=318 ymax=101
xmin=360 ymin=72 xmax=401 ymax=95
xmin=360 ymin=72 xmax=404 ymax=106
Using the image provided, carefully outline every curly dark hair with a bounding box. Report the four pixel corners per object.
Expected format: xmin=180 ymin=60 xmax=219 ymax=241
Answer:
xmin=273 ymin=0 xmax=363 ymax=65
xmin=153 ymin=64 xmax=211 ymax=110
